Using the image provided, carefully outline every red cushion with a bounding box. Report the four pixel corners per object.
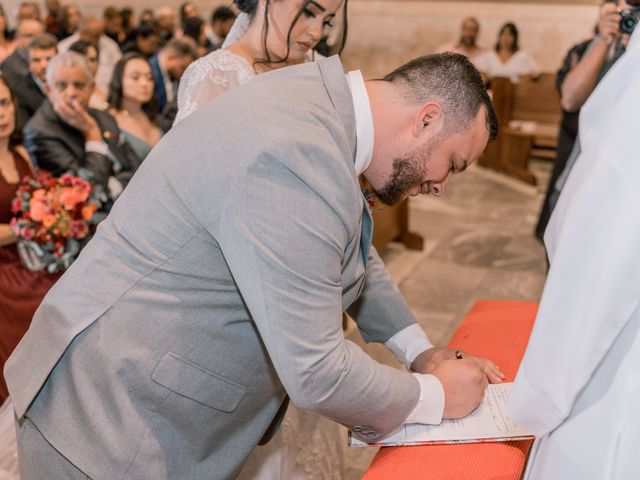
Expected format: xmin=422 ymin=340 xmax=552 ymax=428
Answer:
xmin=362 ymin=300 xmax=538 ymax=480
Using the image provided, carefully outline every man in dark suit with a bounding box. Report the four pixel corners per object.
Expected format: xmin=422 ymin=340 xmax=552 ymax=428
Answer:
xmin=150 ymin=37 xmax=198 ymax=112
xmin=7 ymin=33 xmax=57 ymax=126
xmin=24 ymin=51 xmax=142 ymax=201
xmin=0 ymin=18 xmax=44 ymax=124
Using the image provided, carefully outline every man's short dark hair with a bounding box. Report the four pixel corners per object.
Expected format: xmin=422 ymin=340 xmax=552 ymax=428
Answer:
xmin=68 ymin=39 xmax=100 ymax=60
xmin=28 ymin=32 xmax=57 ymax=51
xmin=211 ymin=6 xmax=235 ymax=24
xmin=383 ymin=53 xmax=499 ymax=142
xmin=165 ymin=37 xmax=198 ymax=60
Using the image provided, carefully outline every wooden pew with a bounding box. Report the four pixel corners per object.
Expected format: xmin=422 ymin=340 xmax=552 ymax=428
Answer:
xmin=480 ymin=74 xmax=562 ymax=184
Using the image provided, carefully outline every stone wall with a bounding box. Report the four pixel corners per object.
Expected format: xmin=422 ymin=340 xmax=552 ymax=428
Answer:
xmin=341 ymin=1 xmax=600 ymax=77
xmin=3 ymin=0 xmax=601 ymax=76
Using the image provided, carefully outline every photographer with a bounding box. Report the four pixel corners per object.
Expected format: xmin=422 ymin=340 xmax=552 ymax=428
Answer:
xmin=535 ymin=0 xmax=633 ymax=241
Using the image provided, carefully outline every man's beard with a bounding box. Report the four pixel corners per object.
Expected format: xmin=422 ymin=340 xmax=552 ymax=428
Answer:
xmin=374 ymin=156 xmax=425 ymax=206
xmin=374 ymin=137 xmax=442 ymax=206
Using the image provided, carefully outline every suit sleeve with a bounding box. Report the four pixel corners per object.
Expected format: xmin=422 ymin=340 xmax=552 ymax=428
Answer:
xmin=346 ymin=248 xmax=419 ymax=344
xmin=216 ymin=151 xmax=420 ymax=439
xmin=24 ymin=127 xmax=112 ymax=188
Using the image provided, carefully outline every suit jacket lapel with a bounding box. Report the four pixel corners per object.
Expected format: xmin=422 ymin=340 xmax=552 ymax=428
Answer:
xmin=317 ymin=56 xmax=373 ymax=267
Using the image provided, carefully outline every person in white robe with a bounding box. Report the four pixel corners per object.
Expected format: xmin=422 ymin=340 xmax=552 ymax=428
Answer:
xmin=507 ymin=21 xmax=640 ymax=480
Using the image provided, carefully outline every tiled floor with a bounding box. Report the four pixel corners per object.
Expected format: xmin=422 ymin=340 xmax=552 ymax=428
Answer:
xmin=344 ymin=160 xmax=551 ymax=478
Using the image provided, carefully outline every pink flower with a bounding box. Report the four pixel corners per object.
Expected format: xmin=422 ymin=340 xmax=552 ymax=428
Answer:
xmin=20 ymin=226 xmax=35 ymax=240
xmin=11 ymin=196 xmax=23 ymax=213
xmin=71 ymin=220 xmax=89 ymax=239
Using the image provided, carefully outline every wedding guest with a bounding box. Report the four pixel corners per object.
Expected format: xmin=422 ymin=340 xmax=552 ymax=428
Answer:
xmin=57 ymin=15 xmax=122 ymax=98
xmin=108 ymin=53 xmax=162 ymax=161
xmin=175 ymin=0 xmax=349 ymax=123
xmin=24 ymin=52 xmax=141 ymax=202
xmin=103 ymin=6 xmax=125 ymax=45
xmin=435 ymin=17 xmax=486 ymax=63
xmin=121 ymin=21 xmax=161 ymax=58
xmin=120 ymin=7 xmax=136 ymax=39
xmin=54 ymin=4 xmax=81 ymax=41
xmin=508 ymin=23 xmax=640 ymax=479
xmin=206 ymin=6 xmax=236 ymax=51
xmin=16 ymin=33 xmax=57 ymax=123
xmin=180 ymin=1 xmax=199 ymax=27
xmin=0 ymin=5 xmax=16 ymax=63
xmin=0 ymin=73 xmax=59 ymax=402
xmin=0 ymin=19 xmax=45 ymax=123
xmin=535 ymin=0 xmax=628 ymax=241
xmin=68 ymin=39 xmax=108 ymax=109
xmin=138 ymin=9 xmax=154 ymax=26
xmin=182 ymin=16 xmax=211 ymax=57
xmin=1 ymin=18 xmax=43 ymax=75
xmin=474 ymin=22 xmax=539 ymax=82
xmin=15 ymin=2 xmax=40 ymax=22
xmin=150 ymin=37 xmax=198 ymax=112
xmin=43 ymin=0 xmax=60 ymax=35
xmin=154 ymin=6 xmax=176 ymax=45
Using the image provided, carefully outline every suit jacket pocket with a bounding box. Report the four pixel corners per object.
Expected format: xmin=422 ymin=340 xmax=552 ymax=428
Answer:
xmin=151 ymin=352 xmax=247 ymax=413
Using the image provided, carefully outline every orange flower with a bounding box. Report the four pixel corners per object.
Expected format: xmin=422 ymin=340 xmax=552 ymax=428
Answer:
xmin=29 ymin=190 xmax=48 ymax=222
xmin=42 ymin=213 xmax=58 ymax=229
xmin=81 ymin=204 xmax=97 ymax=221
xmin=59 ymin=186 xmax=90 ymax=210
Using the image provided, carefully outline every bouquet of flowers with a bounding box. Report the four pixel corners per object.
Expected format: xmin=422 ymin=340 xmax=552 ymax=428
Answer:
xmin=10 ymin=171 xmax=106 ymax=273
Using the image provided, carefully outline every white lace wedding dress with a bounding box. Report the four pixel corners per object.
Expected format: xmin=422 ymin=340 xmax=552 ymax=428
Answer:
xmin=0 ymin=48 xmax=348 ymax=480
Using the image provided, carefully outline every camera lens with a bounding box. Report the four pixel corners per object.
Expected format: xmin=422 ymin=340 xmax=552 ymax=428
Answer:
xmin=620 ymin=9 xmax=639 ymax=34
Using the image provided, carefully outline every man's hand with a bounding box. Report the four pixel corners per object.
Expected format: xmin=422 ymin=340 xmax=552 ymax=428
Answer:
xmin=431 ymin=359 xmax=488 ymax=419
xmin=53 ymin=98 xmax=102 ymax=141
xmin=598 ymin=3 xmax=622 ymax=45
xmin=411 ymin=347 xmax=505 ymax=383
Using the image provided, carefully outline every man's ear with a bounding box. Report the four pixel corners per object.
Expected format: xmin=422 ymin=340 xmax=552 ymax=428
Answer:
xmin=414 ymin=101 xmax=443 ymax=137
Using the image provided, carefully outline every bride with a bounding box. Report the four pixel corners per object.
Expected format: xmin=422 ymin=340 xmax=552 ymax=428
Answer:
xmin=175 ymin=0 xmax=348 ymax=124
xmin=178 ymin=1 xmax=351 ymax=478
xmin=176 ymin=1 xmax=352 ymax=479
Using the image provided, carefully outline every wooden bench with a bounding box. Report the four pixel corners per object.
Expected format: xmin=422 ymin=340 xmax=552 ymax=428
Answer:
xmin=480 ymin=74 xmax=562 ymax=184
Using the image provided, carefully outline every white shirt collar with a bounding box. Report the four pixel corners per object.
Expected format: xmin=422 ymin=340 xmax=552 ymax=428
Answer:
xmin=345 ymin=70 xmax=374 ymax=176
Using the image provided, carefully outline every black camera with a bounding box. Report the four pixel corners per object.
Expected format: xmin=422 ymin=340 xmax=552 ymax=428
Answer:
xmin=619 ymin=7 xmax=640 ymax=35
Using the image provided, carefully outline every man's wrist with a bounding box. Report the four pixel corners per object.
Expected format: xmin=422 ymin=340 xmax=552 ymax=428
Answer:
xmin=384 ymin=324 xmax=433 ymax=370
xmin=84 ymin=125 xmax=102 ymax=142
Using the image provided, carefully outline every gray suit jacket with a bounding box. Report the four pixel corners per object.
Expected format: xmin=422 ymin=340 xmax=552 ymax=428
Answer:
xmin=5 ymin=56 xmax=420 ymax=479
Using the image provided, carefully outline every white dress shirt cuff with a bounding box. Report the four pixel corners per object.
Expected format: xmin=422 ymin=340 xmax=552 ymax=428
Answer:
xmin=85 ymin=140 xmax=109 ymax=156
xmin=404 ymin=373 xmax=445 ymax=425
xmin=384 ymin=323 xmax=433 ymax=370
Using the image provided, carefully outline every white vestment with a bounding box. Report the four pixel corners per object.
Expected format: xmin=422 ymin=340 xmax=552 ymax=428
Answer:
xmin=507 ymin=30 xmax=640 ymax=480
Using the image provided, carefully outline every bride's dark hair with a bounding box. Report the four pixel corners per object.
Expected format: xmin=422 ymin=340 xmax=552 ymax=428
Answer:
xmin=234 ymin=0 xmax=259 ymax=14
xmin=233 ymin=0 xmax=349 ymax=66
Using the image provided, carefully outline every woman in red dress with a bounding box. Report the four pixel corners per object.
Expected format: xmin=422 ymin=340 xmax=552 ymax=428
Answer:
xmin=0 ymin=74 xmax=60 ymax=401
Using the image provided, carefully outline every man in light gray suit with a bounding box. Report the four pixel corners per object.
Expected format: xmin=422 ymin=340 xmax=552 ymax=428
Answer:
xmin=6 ymin=53 xmax=500 ymax=479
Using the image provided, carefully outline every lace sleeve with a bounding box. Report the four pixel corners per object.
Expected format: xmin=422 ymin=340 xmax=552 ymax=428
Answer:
xmin=174 ymin=50 xmax=256 ymax=125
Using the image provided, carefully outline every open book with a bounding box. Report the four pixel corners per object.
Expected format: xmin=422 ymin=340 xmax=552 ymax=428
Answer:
xmin=349 ymin=382 xmax=533 ymax=447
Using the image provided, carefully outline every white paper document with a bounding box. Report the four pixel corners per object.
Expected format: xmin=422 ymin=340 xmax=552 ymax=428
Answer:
xmin=349 ymin=382 xmax=533 ymax=447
